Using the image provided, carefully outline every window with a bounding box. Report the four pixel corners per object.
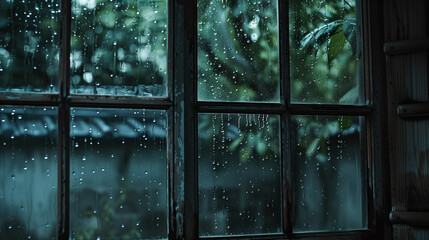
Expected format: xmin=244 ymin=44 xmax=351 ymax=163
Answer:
xmin=0 ymin=0 xmax=373 ymax=239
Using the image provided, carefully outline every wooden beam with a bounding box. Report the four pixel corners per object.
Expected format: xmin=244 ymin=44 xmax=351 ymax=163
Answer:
xmin=390 ymin=211 xmax=429 ymax=226
xmin=397 ymin=103 xmax=429 ymax=118
xmin=384 ymin=38 xmax=429 ymax=56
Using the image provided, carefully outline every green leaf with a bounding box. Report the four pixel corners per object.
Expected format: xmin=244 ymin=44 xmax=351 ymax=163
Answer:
xmin=255 ymin=132 xmax=267 ymax=156
xmin=339 ymin=86 xmax=358 ymax=104
xmin=306 ymin=138 xmax=320 ymax=157
xmin=343 ymin=18 xmax=357 ymax=54
xmin=198 ymin=116 xmax=210 ymax=131
xmin=321 ymin=121 xmax=339 ymax=138
xmin=300 ymin=20 xmax=343 ymax=48
xmin=229 ymin=137 xmax=242 ymax=152
xmin=338 ymin=116 xmax=352 ymax=131
xmin=316 ymin=153 xmax=328 ymax=163
xmin=240 ymin=148 xmax=252 ymax=163
xmin=328 ymin=25 xmax=346 ymax=64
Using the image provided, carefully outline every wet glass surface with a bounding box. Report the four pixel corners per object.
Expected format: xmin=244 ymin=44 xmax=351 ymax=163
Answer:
xmin=290 ymin=0 xmax=362 ymax=104
xmin=291 ymin=115 xmax=366 ymax=232
xmin=0 ymin=0 xmax=60 ymax=93
xmin=0 ymin=106 xmax=58 ymax=239
xmin=71 ymin=0 xmax=168 ymax=97
xmin=70 ymin=108 xmax=168 ymax=239
xmin=198 ymin=113 xmax=281 ymax=236
xmin=197 ymin=0 xmax=280 ymax=102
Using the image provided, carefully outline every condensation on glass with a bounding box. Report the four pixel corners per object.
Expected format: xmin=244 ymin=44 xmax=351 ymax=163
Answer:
xmin=198 ymin=113 xmax=281 ymax=236
xmin=0 ymin=1 xmax=60 ymax=93
xmin=0 ymin=106 xmax=58 ymax=239
xmin=197 ymin=0 xmax=280 ymax=102
xmin=70 ymin=108 xmax=168 ymax=239
xmin=70 ymin=0 xmax=168 ymax=97
xmin=291 ymin=115 xmax=367 ymax=232
xmin=289 ymin=0 xmax=363 ymax=104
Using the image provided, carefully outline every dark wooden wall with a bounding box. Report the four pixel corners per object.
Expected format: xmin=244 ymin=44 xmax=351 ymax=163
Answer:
xmin=383 ymin=0 xmax=429 ymax=239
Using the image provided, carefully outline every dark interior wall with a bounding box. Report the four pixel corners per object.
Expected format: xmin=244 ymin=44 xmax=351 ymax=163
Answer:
xmin=383 ymin=0 xmax=429 ymax=239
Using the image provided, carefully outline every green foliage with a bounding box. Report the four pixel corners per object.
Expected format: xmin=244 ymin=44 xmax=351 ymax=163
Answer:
xmin=0 ymin=0 xmax=60 ymax=91
xmin=74 ymin=189 xmax=145 ymax=240
xmin=290 ymin=0 xmax=358 ymax=104
xmin=70 ymin=0 xmax=167 ymax=92
xmin=300 ymin=20 xmax=343 ymax=49
xmin=197 ymin=0 xmax=360 ymax=166
xmin=200 ymin=113 xmax=279 ymax=164
xmin=328 ymin=25 xmax=347 ymax=64
xmin=197 ymin=0 xmax=279 ymax=101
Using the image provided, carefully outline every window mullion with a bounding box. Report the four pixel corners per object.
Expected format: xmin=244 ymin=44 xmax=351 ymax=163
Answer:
xmin=197 ymin=102 xmax=286 ymax=114
xmin=289 ymin=104 xmax=372 ymax=116
xmin=58 ymin=0 xmax=71 ymax=239
xmin=278 ymin=0 xmax=291 ymax=235
xmin=172 ymin=0 xmax=198 ymax=239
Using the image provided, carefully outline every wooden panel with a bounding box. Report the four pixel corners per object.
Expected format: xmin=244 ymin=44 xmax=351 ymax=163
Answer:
xmin=398 ymin=103 xmax=429 ymax=118
xmin=389 ymin=53 xmax=428 ymax=103
xmin=384 ymin=0 xmax=429 ymax=204
xmin=384 ymin=0 xmax=429 ymax=238
xmin=393 ymin=225 xmax=429 ymax=240
xmin=388 ymin=52 xmax=429 ymax=211
xmin=384 ymin=0 xmax=427 ymax=42
xmin=397 ymin=120 xmax=429 ymax=210
xmin=390 ymin=211 xmax=429 ymax=225
xmin=384 ymin=39 xmax=429 ymax=56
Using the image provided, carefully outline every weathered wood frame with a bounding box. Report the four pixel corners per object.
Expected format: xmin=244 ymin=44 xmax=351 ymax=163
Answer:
xmin=180 ymin=0 xmax=384 ymax=239
xmin=0 ymin=0 xmax=392 ymax=239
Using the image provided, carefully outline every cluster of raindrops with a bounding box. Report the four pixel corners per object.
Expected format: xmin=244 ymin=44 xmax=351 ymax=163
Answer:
xmin=197 ymin=0 xmax=280 ymax=102
xmin=70 ymin=0 xmax=168 ymax=97
xmin=198 ymin=113 xmax=281 ymax=236
xmin=0 ymin=0 xmax=60 ymax=93
xmin=70 ymin=108 xmax=168 ymax=239
xmin=1 ymin=106 xmax=58 ymax=239
xmin=292 ymin=115 xmax=364 ymax=232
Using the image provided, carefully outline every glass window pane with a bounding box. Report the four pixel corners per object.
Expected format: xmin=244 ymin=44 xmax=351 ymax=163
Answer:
xmin=0 ymin=1 xmax=60 ymax=93
xmin=198 ymin=113 xmax=281 ymax=236
xmin=291 ymin=115 xmax=367 ymax=232
xmin=290 ymin=0 xmax=363 ymax=104
xmin=0 ymin=106 xmax=58 ymax=239
xmin=70 ymin=108 xmax=168 ymax=239
xmin=71 ymin=0 xmax=168 ymax=97
xmin=197 ymin=0 xmax=280 ymax=102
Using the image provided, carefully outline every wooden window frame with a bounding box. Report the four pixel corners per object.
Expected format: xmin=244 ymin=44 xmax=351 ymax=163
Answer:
xmin=177 ymin=0 xmax=389 ymax=239
xmin=0 ymin=0 xmax=391 ymax=239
